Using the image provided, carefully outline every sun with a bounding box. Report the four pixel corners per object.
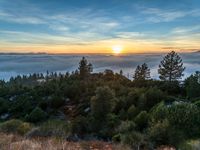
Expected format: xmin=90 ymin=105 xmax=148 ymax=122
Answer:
xmin=112 ymin=45 xmax=123 ymax=54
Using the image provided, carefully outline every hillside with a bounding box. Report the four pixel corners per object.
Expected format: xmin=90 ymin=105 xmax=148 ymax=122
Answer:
xmin=0 ymin=52 xmax=200 ymax=149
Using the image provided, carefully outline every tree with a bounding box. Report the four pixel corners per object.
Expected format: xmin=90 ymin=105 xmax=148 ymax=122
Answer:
xmin=90 ymin=86 xmax=116 ymax=133
xmin=120 ymin=70 xmax=123 ymax=76
xmin=185 ymin=71 xmax=200 ymax=99
xmin=158 ymin=51 xmax=185 ymax=82
xmin=133 ymin=63 xmax=150 ymax=80
xmin=78 ymin=57 xmax=93 ymax=79
xmin=91 ymin=86 xmax=115 ymax=120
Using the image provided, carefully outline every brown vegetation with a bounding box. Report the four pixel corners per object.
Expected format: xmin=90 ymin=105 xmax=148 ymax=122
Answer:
xmin=0 ymin=133 xmax=131 ymax=150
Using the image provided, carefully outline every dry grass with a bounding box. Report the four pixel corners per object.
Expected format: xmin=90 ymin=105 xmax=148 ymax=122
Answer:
xmin=0 ymin=133 xmax=131 ymax=150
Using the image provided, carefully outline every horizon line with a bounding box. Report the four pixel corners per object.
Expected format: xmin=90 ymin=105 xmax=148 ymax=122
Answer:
xmin=0 ymin=50 xmax=199 ymax=55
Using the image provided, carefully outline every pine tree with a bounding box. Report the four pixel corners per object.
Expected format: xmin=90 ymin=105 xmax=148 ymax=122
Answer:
xmin=134 ymin=65 xmax=142 ymax=80
xmin=158 ymin=51 xmax=185 ymax=82
xmin=78 ymin=57 xmax=93 ymax=79
xmin=133 ymin=63 xmax=151 ymax=80
xmin=120 ymin=70 xmax=123 ymax=76
xmin=141 ymin=63 xmax=151 ymax=80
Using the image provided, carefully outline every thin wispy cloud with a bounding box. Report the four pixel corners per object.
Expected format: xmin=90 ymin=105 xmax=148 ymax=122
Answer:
xmin=142 ymin=8 xmax=200 ymax=23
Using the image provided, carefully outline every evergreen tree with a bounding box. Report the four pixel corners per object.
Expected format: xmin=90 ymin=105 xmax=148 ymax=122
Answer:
xmin=158 ymin=51 xmax=185 ymax=82
xmin=120 ymin=70 xmax=123 ymax=76
xmin=133 ymin=63 xmax=151 ymax=80
xmin=185 ymin=71 xmax=200 ymax=98
xmin=78 ymin=57 xmax=93 ymax=79
xmin=91 ymin=86 xmax=115 ymax=120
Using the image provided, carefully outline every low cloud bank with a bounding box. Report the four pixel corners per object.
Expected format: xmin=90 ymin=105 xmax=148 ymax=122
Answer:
xmin=0 ymin=53 xmax=199 ymax=81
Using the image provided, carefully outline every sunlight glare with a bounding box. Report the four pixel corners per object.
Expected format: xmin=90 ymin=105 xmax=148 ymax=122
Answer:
xmin=112 ymin=45 xmax=123 ymax=54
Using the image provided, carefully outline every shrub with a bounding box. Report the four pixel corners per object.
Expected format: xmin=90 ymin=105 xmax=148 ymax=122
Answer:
xmin=40 ymin=119 xmax=69 ymax=137
xmin=148 ymin=119 xmax=185 ymax=148
xmin=120 ymin=131 xmax=145 ymax=149
xmin=71 ymin=116 xmax=89 ymax=135
xmin=127 ymin=105 xmax=139 ymax=120
xmin=26 ymin=119 xmax=70 ymax=138
xmin=118 ymin=121 xmax=136 ymax=133
xmin=0 ymin=119 xmax=32 ymax=135
xmin=50 ymin=96 xmax=65 ymax=109
xmin=134 ymin=111 xmax=149 ymax=131
xmin=194 ymin=100 xmax=200 ymax=108
xmin=178 ymin=141 xmax=193 ymax=150
xmin=150 ymin=102 xmax=200 ymax=137
xmin=126 ymin=88 xmax=145 ymax=108
xmin=145 ymin=87 xmax=164 ymax=109
xmin=0 ymin=98 xmax=9 ymax=115
xmin=26 ymin=107 xmax=47 ymax=123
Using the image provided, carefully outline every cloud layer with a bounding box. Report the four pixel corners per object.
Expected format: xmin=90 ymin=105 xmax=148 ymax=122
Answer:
xmin=0 ymin=52 xmax=199 ymax=81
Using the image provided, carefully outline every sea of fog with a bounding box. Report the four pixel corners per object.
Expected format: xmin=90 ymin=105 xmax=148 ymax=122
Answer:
xmin=0 ymin=53 xmax=199 ymax=81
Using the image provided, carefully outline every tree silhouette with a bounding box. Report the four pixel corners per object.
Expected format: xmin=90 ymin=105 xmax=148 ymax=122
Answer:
xmin=133 ymin=63 xmax=151 ymax=80
xmin=78 ymin=57 xmax=93 ymax=79
xmin=158 ymin=51 xmax=185 ymax=82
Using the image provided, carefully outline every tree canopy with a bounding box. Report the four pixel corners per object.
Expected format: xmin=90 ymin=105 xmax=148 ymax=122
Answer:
xmin=158 ymin=51 xmax=185 ymax=81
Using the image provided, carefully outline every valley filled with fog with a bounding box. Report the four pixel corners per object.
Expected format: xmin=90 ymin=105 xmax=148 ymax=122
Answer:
xmin=0 ymin=52 xmax=199 ymax=81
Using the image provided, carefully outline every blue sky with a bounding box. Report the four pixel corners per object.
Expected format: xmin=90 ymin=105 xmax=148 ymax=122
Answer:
xmin=0 ymin=0 xmax=200 ymax=53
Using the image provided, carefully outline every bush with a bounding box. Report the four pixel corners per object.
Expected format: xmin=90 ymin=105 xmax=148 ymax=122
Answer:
xmin=150 ymin=102 xmax=200 ymax=138
xmin=26 ymin=119 xmax=70 ymax=138
xmin=71 ymin=116 xmax=89 ymax=135
xmin=50 ymin=96 xmax=65 ymax=109
xmin=178 ymin=141 xmax=194 ymax=150
xmin=126 ymin=88 xmax=145 ymax=108
xmin=145 ymin=87 xmax=164 ymax=109
xmin=0 ymin=98 xmax=9 ymax=115
xmin=127 ymin=105 xmax=139 ymax=120
xmin=120 ymin=131 xmax=145 ymax=149
xmin=41 ymin=119 xmax=69 ymax=137
xmin=0 ymin=119 xmax=32 ymax=135
xmin=148 ymin=119 xmax=185 ymax=148
xmin=114 ymin=121 xmax=147 ymax=149
xmin=26 ymin=107 xmax=47 ymax=123
xmin=194 ymin=100 xmax=200 ymax=108
xmin=134 ymin=111 xmax=149 ymax=131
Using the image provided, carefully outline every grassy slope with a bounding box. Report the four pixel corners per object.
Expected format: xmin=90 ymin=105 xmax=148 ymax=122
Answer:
xmin=0 ymin=133 xmax=131 ymax=150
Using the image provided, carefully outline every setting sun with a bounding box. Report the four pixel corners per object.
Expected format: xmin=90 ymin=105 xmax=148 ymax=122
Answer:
xmin=112 ymin=45 xmax=123 ymax=54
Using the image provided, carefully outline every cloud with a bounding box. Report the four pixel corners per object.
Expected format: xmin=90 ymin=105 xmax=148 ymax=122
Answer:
xmin=0 ymin=10 xmax=45 ymax=24
xmin=0 ymin=53 xmax=199 ymax=81
xmin=142 ymin=8 xmax=200 ymax=23
xmin=171 ymin=25 xmax=200 ymax=34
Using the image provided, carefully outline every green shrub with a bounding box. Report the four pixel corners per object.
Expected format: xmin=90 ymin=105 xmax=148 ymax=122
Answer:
xmin=0 ymin=119 xmax=32 ymax=135
xmin=186 ymin=140 xmax=200 ymax=150
xmin=145 ymin=87 xmax=164 ymax=108
xmin=118 ymin=121 xmax=136 ymax=133
xmin=134 ymin=111 xmax=149 ymax=131
xmin=194 ymin=100 xmax=200 ymax=108
xmin=0 ymin=98 xmax=9 ymax=115
xmin=112 ymin=134 xmax=121 ymax=142
xmin=120 ymin=131 xmax=145 ymax=149
xmin=71 ymin=116 xmax=89 ymax=135
xmin=26 ymin=107 xmax=47 ymax=123
xmin=50 ymin=96 xmax=65 ymax=109
xmin=39 ymin=119 xmax=69 ymax=137
xmin=148 ymin=119 xmax=185 ymax=148
xmin=127 ymin=105 xmax=139 ymax=120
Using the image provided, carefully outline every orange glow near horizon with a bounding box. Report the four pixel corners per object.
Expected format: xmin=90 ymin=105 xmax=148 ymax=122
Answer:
xmin=0 ymin=39 xmax=199 ymax=54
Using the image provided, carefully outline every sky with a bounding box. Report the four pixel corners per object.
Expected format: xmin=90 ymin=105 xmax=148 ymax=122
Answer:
xmin=0 ymin=0 xmax=200 ymax=54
